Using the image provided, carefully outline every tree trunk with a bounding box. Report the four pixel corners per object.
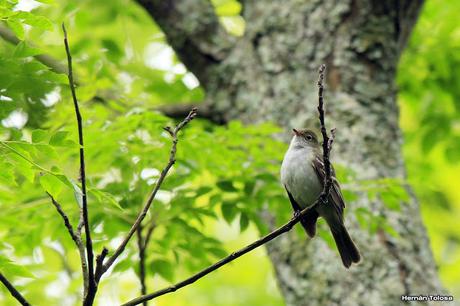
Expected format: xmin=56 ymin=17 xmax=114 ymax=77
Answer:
xmin=138 ymin=0 xmax=445 ymax=305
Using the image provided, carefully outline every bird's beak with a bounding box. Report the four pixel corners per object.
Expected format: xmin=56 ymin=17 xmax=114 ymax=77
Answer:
xmin=292 ymin=129 xmax=300 ymax=136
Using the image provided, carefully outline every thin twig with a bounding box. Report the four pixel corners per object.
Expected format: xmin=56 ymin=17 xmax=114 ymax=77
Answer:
xmin=0 ymin=273 xmax=31 ymax=306
xmin=62 ymin=23 xmax=96 ymax=304
xmin=94 ymin=248 xmax=108 ymax=281
xmin=120 ymin=66 xmax=335 ymax=306
xmin=317 ymin=64 xmax=334 ymax=199
xmin=95 ymin=108 xmax=198 ymax=281
xmin=47 ymin=193 xmax=79 ymax=244
xmin=46 ymin=193 xmax=89 ymax=293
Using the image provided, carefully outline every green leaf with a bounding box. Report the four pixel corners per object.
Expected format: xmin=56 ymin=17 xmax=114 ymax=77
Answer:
xmin=151 ymin=259 xmax=174 ymax=282
xmin=244 ymin=181 xmax=255 ymax=195
xmin=221 ymin=201 xmax=237 ymax=224
xmin=89 ymin=188 xmax=122 ymax=209
xmin=32 ymin=129 xmax=48 ymax=143
xmin=0 ymin=162 xmax=16 ymax=186
xmin=381 ymin=192 xmax=401 ymax=211
xmin=39 ymin=173 xmax=63 ymax=197
xmin=239 ymin=212 xmax=249 ymax=232
xmin=49 ymin=131 xmax=76 ymax=147
xmin=70 ymin=180 xmax=83 ymax=208
xmin=195 ymin=186 xmax=213 ymax=197
xmin=216 ymin=180 xmax=237 ymax=192
xmin=0 ymin=256 xmax=34 ymax=278
xmin=13 ymin=41 xmax=42 ymax=58
xmin=445 ymin=139 xmax=460 ymax=163
xmin=7 ymin=18 xmax=24 ymax=40
xmin=7 ymin=152 xmax=35 ymax=182
xmin=207 ymin=247 xmax=227 ymax=258
xmin=15 ymin=11 xmax=53 ymax=30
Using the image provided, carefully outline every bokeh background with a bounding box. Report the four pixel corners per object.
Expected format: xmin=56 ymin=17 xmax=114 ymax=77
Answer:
xmin=0 ymin=0 xmax=459 ymax=305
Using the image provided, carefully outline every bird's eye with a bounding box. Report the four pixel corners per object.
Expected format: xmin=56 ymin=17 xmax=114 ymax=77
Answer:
xmin=306 ymin=135 xmax=313 ymax=141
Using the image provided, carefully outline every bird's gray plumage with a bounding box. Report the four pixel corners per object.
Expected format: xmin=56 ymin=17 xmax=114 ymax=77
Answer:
xmin=280 ymin=129 xmax=361 ymax=268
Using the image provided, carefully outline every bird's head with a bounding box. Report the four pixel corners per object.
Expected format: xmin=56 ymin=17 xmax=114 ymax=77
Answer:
xmin=291 ymin=128 xmax=320 ymax=149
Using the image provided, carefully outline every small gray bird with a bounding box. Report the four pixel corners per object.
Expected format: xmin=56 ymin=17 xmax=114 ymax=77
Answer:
xmin=281 ymin=128 xmax=361 ymax=268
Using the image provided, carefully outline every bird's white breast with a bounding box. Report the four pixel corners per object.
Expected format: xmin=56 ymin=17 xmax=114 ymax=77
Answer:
xmin=280 ymin=146 xmax=322 ymax=208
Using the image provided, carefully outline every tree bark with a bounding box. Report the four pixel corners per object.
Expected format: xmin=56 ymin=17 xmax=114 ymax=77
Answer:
xmin=138 ymin=0 xmax=446 ymax=305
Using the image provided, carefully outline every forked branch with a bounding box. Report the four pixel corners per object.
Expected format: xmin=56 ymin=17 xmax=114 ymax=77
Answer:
xmin=95 ymin=108 xmax=198 ymax=281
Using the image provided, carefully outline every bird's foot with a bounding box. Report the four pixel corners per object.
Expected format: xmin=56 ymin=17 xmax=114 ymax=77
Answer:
xmin=293 ymin=210 xmax=301 ymax=219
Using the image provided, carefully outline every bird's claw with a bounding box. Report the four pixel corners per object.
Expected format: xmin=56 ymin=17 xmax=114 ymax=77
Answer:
xmin=293 ymin=210 xmax=301 ymax=219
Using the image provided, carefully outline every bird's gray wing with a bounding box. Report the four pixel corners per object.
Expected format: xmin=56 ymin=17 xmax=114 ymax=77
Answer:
xmin=284 ymin=186 xmax=320 ymax=238
xmin=311 ymin=155 xmax=345 ymax=217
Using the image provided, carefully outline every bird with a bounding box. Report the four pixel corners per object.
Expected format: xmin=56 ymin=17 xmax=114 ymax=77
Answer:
xmin=280 ymin=128 xmax=361 ymax=268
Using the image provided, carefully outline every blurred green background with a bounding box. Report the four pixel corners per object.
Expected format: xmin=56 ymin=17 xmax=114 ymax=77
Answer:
xmin=0 ymin=0 xmax=459 ymax=305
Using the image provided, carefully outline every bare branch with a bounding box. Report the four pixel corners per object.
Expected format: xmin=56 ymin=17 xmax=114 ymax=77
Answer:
xmin=120 ymin=66 xmax=335 ymax=306
xmin=95 ymin=108 xmax=198 ymax=281
xmin=47 ymin=193 xmax=80 ymax=244
xmin=62 ymin=23 xmax=96 ymax=304
xmin=46 ymin=193 xmax=89 ymax=293
xmin=0 ymin=273 xmax=31 ymax=306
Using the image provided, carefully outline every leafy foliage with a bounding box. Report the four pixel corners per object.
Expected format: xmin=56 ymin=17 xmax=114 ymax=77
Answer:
xmin=0 ymin=0 xmax=459 ymax=304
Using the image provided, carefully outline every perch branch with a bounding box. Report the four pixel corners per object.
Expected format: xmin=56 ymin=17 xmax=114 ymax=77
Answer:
xmin=95 ymin=108 xmax=198 ymax=281
xmin=317 ymin=64 xmax=334 ymax=201
xmin=0 ymin=273 xmax=31 ymax=306
xmin=121 ymin=65 xmax=335 ymax=306
xmin=62 ymin=23 xmax=96 ymax=304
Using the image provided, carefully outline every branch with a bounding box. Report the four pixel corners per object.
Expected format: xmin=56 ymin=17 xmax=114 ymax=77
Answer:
xmin=121 ymin=201 xmax=323 ymax=305
xmin=316 ymin=64 xmax=334 ymax=199
xmin=62 ymin=23 xmax=96 ymax=304
xmin=46 ymin=193 xmax=89 ymax=294
xmin=0 ymin=273 xmax=31 ymax=306
xmin=95 ymin=107 xmax=198 ymax=280
xmin=135 ymin=0 xmax=235 ymax=86
xmin=120 ymin=66 xmax=335 ymax=306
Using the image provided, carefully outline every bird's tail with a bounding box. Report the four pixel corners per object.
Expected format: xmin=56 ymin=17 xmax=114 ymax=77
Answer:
xmin=330 ymin=224 xmax=361 ymax=268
